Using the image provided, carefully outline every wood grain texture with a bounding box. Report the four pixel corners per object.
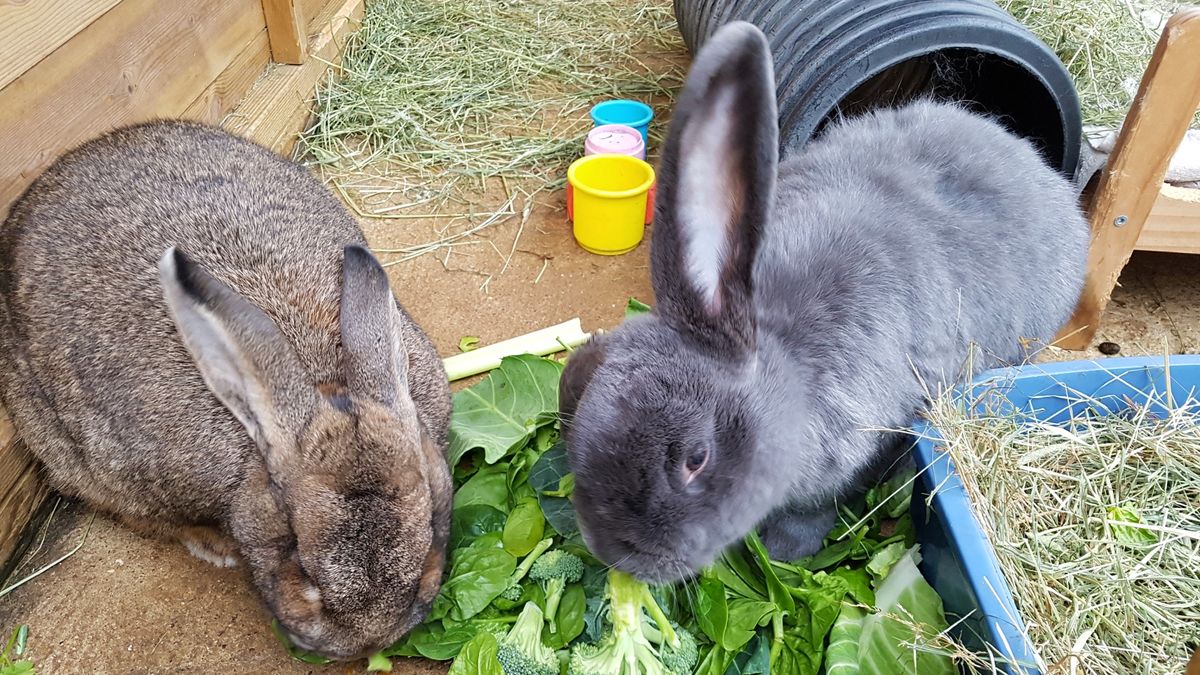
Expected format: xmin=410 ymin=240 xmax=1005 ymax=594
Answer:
xmin=0 ymin=457 xmax=49 ymax=568
xmin=225 ymin=0 xmax=364 ymax=153
xmin=262 ymin=0 xmax=307 ymax=65
xmin=0 ymin=0 xmax=263 ymax=222
xmin=182 ymin=28 xmax=273 ymax=122
xmin=0 ymin=0 xmax=122 ymax=91
xmin=1056 ymin=8 xmax=1200 ymax=350
xmin=1136 ymin=184 xmax=1200 ymax=254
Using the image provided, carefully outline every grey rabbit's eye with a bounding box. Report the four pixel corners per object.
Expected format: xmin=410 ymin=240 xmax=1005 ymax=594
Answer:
xmin=683 ymin=448 xmax=709 ymax=481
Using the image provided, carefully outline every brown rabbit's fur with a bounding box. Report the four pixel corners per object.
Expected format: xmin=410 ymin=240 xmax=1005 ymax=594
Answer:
xmin=0 ymin=120 xmax=453 ymax=660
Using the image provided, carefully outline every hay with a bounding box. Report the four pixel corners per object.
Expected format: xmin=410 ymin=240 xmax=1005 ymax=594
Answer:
xmin=298 ymin=0 xmax=685 ymax=200
xmin=927 ymin=371 xmax=1200 ymax=673
xmin=997 ymin=0 xmax=1198 ymax=129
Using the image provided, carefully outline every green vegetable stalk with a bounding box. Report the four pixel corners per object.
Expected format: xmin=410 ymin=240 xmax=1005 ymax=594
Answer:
xmin=496 ymin=602 xmax=558 ymax=675
xmin=567 ymin=570 xmax=681 ymax=675
xmin=527 ymin=549 xmax=585 ymax=634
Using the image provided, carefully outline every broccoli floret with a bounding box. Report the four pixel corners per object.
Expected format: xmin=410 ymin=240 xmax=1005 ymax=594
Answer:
xmin=566 ymin=569 xmax=681 ymax=675
xmin=528 ymin=549 xmax=585 ymax=634
xmin=496 ymin=602 xmax=558 ymax=675
xmin=494 ymin=538 xmax=554 ymax=609
xmin=643 ymin=621 xmax=698 ymax=674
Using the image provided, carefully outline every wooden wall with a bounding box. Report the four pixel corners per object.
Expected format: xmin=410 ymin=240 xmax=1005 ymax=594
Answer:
xmin=0 ymin=0 xmax=365 ymax=568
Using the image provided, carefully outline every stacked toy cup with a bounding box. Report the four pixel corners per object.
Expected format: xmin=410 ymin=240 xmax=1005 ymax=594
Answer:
xmin=567 ymin=100 xmax=657 ymax=255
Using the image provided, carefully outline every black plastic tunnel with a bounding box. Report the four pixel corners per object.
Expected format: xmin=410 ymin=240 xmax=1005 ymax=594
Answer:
xmin=674 ymin=0 xmax=1083 ymax=179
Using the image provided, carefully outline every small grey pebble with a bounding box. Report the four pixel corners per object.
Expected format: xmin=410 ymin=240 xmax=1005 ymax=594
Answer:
xmin=1098 ymin=341 xmax=1121 ymax=355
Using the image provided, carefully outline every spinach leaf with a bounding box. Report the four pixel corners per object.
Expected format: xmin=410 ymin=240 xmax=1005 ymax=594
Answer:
xmin=771 ymin=630 xmax=823 ymax=675
xmin=444 ymin=546 xmax=517 ymax=621
xmin=830 ymin=567 xmax=875 ymax=607
xmin=694 ymin=575 xmax=731 ymax=646
xmin=453 ymin=465 xmax=511 ymax=513
xmin=448 ymin=355 xmax=563 ymax=466
xmin=724 ymin=633 xmax=771 ymax=675
xmin=542 ymin=582 xmax=586 ymax=649
xmin=502 ymin=499 xmax=545 ymax=557
xmin=530 ymin=442 xmax=579 ymax=537
xmin=447 ymin=631 xmax=503 ymax=675
xmin=451 ymin=505 xmax=508 ymax=551
xmin=395 ymin=622 xmax=485 ymax=661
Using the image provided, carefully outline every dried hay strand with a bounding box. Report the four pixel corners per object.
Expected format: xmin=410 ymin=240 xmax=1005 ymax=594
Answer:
xmin=927 ymin=369 xmax=1200 ymax=673
xmin=997 ymin=0 xmax=1198 ymax=129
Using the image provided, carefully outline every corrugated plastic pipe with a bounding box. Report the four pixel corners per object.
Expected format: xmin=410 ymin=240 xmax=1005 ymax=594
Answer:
xmin=674 ymin=0 xmax=1082 ymax=178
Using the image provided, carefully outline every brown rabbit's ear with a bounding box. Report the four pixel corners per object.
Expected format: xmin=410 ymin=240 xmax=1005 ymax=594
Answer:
xmin=339 ymin=245 xmax=409 ymax=406
xmin=159 ymin=247 xmax=315 ymax=460
xmin=558 ymin=332 xmax=608 ymax=429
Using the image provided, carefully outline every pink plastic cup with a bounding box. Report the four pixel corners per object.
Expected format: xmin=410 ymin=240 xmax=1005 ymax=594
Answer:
xmin=583 ymin=124 xmax=646 ymax=160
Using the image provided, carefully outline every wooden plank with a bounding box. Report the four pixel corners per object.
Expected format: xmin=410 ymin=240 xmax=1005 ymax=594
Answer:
xmin=0 ymin=0 xmax=264 ymax=224
xmin=262 ymin=0 xmax=308 ymax=65
xmin=299 ymin=0 xmax=334 ymax=32
xmin=1055 ymin=8 xmax=1200 ymax=350
xmin=1135 ymin=184 xmax=1200 ymax=254
xmin=0 ymin=0 xmax=123 ymax=91
xmin=0 ymin=458 xmax=49 ymax=567
xmin=225 ymin=0 xmax=365 ymax=154
xmin=182 ymin=28 xmax=273 ymax=123
xmin=0 ymin=410 xmax=24 ymax=491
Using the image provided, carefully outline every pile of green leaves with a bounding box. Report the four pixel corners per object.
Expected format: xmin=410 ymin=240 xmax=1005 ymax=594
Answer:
xmin=276 ymin=301 xmax=960 ymax=673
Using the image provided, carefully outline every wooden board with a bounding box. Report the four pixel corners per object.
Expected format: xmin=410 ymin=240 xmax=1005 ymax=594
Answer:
xmin=300 ymin=0 xmax=338 ymax=33
xmin=0 ymin=453 xmax=49 ymax=569
xmin=1136 ymin=184 xmax=1200 ymax=255
xmin=225 ymin=0 xmax=365 ymax=154
xmin=0 ymin=0 xmax=265 ymax=223
xmin=0 ymin=0 xmax=123 ymax=91
xmin=1056 ymin=8 xmax=1200 ymax=349
xmin=262 ymin=0 xmax=308 ymax=65
xmin=182 ymin=28 xmax=273 ymax=122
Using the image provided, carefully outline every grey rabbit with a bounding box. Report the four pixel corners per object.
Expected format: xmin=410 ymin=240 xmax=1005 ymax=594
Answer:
xmin=558 ymin=21 xmax=1089 ymax=583
xmin=0 ymin=121 xmax=453 ymax=660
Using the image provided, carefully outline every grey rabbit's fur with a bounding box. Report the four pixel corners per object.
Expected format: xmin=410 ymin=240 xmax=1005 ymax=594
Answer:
xmin=0 ymin=121 xmax=453 ymax=660
xmin=559 ymin=22 xmax=1089 ymax=583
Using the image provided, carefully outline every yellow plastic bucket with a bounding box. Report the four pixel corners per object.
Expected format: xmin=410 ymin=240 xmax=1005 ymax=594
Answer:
xmin=566 ymin=153 xmax=656 ymax=256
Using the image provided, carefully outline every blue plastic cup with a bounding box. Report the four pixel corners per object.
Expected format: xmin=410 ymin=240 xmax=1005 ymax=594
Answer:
xmin=589 ymin=100 xmax=653 ymax=146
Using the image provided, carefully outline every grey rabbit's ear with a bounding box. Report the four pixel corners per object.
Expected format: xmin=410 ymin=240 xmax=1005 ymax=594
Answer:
xmin=650 ymin=21 xmax=778 ymax=352
xmin=558 ymin=332 xmax=609 ymax=429
xmin=159 ymin=247 xmax=315 ymax=463
xmin=339 ymin=245 xmax=410 ymax=406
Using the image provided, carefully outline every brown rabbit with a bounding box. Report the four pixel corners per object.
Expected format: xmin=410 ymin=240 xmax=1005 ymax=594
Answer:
xmin=0 ymin=120 xmax=453 ymax=661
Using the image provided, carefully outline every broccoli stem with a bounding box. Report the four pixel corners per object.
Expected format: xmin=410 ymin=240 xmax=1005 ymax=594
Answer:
xmin=606 ymin=570 xmax=679 ymax=649
xmin=544 ymin=578 xmax=566 ymax=634
xmin=510 ymin=537 xmax=553 ymax=585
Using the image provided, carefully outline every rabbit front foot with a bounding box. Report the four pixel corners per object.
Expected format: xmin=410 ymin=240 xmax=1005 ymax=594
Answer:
xmin=178 ymin=526 xmax=240 ymax=568
xmin=756 ymin=502 xmax=837 ymax=561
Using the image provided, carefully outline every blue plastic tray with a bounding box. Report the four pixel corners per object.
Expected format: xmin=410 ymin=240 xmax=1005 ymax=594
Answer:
xmin=910 ymin=355 xmax=1200 ymax=674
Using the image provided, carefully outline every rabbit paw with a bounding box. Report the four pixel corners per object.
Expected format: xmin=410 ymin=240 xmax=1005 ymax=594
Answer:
xmin=757 ymin=502 xmax=837 ymax=561
xmin=179 ymin=527 xmax=240 ymax=568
